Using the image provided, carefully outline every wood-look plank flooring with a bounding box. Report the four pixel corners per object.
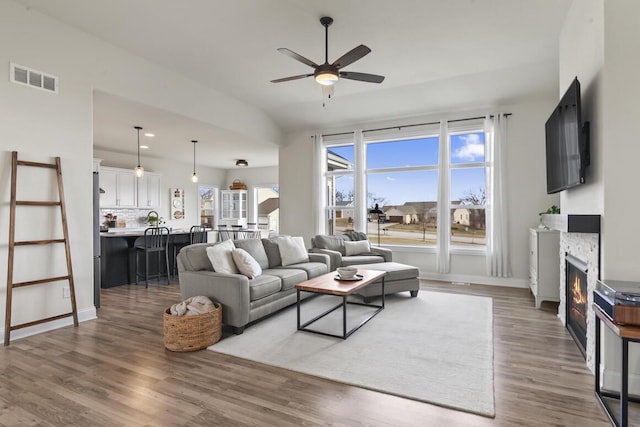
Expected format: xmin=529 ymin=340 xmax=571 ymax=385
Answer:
xmin=0 ymin=280 xmax=615 ymax=426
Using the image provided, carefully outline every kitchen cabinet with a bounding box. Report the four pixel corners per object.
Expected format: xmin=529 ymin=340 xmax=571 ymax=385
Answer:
xmin=137 ymin=172 xmax=161 ymax=208
xmin=220 ymin=190 xmax=247 ymax=226
xmin=99 ymin=167 xmax=137 ymax=208
xmin=529 ymin=228 xmax=560 ymax=308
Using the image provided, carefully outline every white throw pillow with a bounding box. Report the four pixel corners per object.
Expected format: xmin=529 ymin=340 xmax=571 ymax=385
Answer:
xmin=344 ymin=240 xmax=371 ymax=256
xmin=232 ymin=248 xmax=262 ymax=279
xmin=277 ymin=236 xmax=309 ymax=266
xmin=205 ymin=240 xmax=238 ymax=274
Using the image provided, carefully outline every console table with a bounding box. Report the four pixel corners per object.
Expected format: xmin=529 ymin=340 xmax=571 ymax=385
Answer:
xmin=594 ymin=304 xmax=640 ymax=426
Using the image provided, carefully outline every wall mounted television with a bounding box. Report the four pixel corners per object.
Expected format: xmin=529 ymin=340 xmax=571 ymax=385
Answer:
xmin=545 ymin=77 xmax=590 ymax=194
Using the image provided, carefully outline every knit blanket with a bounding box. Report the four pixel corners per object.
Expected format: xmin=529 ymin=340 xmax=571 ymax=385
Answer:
xmin=170 ymin=296 xmax=215 ymax=316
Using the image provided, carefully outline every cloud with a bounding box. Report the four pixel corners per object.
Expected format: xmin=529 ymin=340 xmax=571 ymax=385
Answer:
xmin=453 ymin=134 xmax=484 ymax=161
xmin=386 ymin=176 xmax=396 ymax=181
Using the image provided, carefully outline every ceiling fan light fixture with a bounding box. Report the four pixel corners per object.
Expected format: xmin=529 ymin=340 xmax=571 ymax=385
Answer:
xmin=236 ymin=159 xmax=248 ymax=167
xmin=315 ymin=71 xmax=339 ymax=86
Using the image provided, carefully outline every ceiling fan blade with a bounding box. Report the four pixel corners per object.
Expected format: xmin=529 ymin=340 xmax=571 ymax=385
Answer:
xmin=270 ymin=73 xmax=314 ymax=83
xmin=332 ymin=45 xmax=371 ymax=69
xmin=277 ymin=48 xmax=319 ymax=69
xmin=339 ymin=71 xmax=385 ymax=83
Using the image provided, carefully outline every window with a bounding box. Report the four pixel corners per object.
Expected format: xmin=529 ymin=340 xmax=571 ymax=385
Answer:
xmin=198 ymin=185 xmax=217 ymax=227
xmin=256 ymin=185 xmax=279 ymax=233
xmin=321 ymin=120 xmax=491 ymax=250
xmin=365 ymin=136 xmax=439 ymax=247
xmin=449 ymin=130 xmax=487 ymax=247
xmin=325 ymin=144 xmax=354 ymax=234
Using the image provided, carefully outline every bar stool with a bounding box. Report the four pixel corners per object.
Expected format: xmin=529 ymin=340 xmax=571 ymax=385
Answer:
xmin=135 ymin=227 xmax=171 ymax=287
xmin=172 ymin=225 xmax=207 ymax=275
xmin=217 ymin=224 xmax=231 ymax=241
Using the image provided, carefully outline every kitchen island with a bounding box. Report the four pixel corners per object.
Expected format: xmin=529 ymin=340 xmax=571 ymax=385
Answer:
xmin=100 ymin=229 xmax=207 ymax=288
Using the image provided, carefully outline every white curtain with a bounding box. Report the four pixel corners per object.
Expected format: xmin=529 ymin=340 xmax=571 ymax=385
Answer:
xmin=485 ymin=114 xmax=511 ymax=277
xmin=354 ymin=130 xmax=367 ymax=233
xmin=436 ymin=120 xmax=450 ymax=273
xmin=312 ymin=133 xmax=327 ymax=235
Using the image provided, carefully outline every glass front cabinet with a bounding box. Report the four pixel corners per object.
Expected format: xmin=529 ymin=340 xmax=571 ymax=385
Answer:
xmin=220 ymin=190 xmax=247 ymax=226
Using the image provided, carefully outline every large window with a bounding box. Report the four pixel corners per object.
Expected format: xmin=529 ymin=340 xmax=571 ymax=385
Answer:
xmin=365 ymin=136 xmax=439 ymax=247
xmin=322 ymin=120 xmax=489 ymax=249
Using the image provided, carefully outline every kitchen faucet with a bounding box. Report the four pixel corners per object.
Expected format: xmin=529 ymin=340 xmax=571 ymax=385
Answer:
xmin=146 ymin=210 xmax=160 ymax=226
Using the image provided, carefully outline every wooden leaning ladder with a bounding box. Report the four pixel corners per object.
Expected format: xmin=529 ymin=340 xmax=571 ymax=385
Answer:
xmin=4 ymin=151 xmax=78 ymax=346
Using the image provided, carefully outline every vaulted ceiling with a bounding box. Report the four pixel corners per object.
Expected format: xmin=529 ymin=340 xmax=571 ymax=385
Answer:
xmin=18 ymin=0 xmax=572 ymax=168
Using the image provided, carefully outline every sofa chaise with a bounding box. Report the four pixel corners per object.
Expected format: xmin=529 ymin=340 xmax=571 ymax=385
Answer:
xmin=309 ymin=231 xmax=392 ymax=271
xmin=309 ymin=232 xmax=420 ymax=302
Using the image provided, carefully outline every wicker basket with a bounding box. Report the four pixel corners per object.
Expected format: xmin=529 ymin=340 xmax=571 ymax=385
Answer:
xmin=163 ymin=302 xmax=222 ymax=352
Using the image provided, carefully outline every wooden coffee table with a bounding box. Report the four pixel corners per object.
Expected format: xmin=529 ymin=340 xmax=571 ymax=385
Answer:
xmin=295 ymin=269 xmax=386 ymax=339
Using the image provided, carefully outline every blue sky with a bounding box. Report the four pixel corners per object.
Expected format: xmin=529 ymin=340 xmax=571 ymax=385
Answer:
xmin=331 ymin=133 xmax=486 ymax=206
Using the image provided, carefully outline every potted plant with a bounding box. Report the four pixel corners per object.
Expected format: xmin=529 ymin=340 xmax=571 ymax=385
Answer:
xmin=538 ymin=205 xmax=560 ymax=227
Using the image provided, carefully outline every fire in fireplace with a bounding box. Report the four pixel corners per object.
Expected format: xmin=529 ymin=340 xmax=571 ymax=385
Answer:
xmin=566 ymin=254 xmax=588 ymax=357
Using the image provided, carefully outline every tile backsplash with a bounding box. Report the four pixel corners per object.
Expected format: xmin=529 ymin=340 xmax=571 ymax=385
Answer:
xmin=100 ymin=208 xmax=155 ymax=228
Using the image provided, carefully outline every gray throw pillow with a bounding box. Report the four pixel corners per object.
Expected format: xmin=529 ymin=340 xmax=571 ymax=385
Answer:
xmin=262 ymin=238 xmax=283 ymax=268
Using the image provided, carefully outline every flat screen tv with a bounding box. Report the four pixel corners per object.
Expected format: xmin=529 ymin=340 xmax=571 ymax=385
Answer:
xmin=545 ymin=77 xmax=590 ymax=194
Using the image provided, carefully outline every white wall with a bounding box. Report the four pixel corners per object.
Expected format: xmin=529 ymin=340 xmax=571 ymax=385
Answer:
xmin=0 ymin=1 xmax=282 ymax=340
xmin=560 ymin=0 xmax=640 ymax=393
xmin=280 ymin=100 xmax=559 ymax=286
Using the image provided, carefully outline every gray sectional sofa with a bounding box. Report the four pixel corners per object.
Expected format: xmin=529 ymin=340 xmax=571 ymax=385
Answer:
xmin=177 ymin=237 xmax=330 ymax=334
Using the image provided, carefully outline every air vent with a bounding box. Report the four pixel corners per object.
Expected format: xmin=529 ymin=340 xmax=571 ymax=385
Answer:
xmin=10 ymin=62 xmax=58 ymax=93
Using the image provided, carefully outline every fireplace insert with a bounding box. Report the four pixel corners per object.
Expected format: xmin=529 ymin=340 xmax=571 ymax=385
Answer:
xmin=566 ymin=254 xmax=588 ymax=357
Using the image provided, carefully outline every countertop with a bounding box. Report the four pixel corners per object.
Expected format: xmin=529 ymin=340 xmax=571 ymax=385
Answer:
xmin=100 ymin=228 xmax=211 ymax=237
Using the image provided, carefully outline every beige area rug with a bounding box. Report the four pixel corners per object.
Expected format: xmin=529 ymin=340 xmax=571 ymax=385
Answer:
xmin=209 ymin=291 xmax=494 ymax=417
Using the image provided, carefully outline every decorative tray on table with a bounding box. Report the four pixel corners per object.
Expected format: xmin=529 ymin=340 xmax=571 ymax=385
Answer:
xmin=334 ymin=274 xmax=364 ymax=281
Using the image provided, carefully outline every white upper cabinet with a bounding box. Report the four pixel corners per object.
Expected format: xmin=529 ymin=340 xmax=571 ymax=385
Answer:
xmin=99 ymin=167 xmax=137 ymax=208
xmin=99 ymin=167 xmax=161 ymax=208
xmin=137 ymin=172 xmax=161 ymax=209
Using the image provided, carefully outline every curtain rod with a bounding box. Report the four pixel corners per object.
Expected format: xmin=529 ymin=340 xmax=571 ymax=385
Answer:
xmin=314 ymin=113 xmax=511 ymax=138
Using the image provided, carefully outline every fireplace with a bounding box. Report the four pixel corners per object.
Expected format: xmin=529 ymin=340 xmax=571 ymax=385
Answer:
xmin=566 ymin=254 xmax=588 ymax=357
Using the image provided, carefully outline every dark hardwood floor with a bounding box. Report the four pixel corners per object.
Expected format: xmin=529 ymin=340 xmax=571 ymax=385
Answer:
xmin=0 ymin=280 xmax=612 ymax=426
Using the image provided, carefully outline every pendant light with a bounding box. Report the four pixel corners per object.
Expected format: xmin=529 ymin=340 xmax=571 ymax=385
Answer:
xmin=191 ymin=140 xmax=198 ymax=183
xmin=133 ymin=126 xmax=144 ymax=178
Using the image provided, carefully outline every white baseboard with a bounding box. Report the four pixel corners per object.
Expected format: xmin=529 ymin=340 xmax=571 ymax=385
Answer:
xmin=602 ymin=366 xmax=640 ymax=397
xmin=418 ymin=271 xmax=529 ymax=288
xmin=0 ymin=307 xmax=97 ymax=343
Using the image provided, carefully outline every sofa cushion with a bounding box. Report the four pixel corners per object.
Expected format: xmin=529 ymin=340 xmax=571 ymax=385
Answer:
xmin=313 ymin=235 xmax=347 ymax=255
xmin=232 ymin=248 xmax=262 ymax=279
xmin=262 ymin=268 xmax=307 ymax=291
xmin=342 ymin=255 xmax=385 ymax=266
xmin=248 ymin=274 xmax=282 ymax=301
xmin=344 ymin=240 xmax=371 ymax=256
xmin=205 ymin=240 xmax=238 ymax=274
xmin=262 ymin=238 xmax=282 ymax=268
xmin=279 ymin=262 xmax=328 ymax=279
xmin=278 ymin=236 xmax=309 ymax=266
xmin=180 ymin=243 xmax=215 ymax=271
xmin=343 ymin=230 xmax=368 ymax=241
xmin=233 ymin=238 xmax=269 ymax=269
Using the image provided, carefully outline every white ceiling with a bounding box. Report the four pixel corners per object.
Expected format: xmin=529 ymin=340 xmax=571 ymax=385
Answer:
xmin=18 ymin=0 xmax=572 ymax=169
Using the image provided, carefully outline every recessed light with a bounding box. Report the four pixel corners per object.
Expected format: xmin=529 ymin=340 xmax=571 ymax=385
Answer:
xmin=144 ymin=132 xmax=155 ymax=137
xmin=140 ymin=145 xmax=149 ymax=149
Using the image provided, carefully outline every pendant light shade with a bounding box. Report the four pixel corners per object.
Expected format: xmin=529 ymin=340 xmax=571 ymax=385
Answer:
xmin=134 ymin=126 xmax=144 ymax=178
xmin=191 ymin=140 xmax=198 ymax=183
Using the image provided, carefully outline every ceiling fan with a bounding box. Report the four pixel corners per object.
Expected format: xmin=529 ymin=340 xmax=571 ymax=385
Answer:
xmin=271 ymin=16 xmax=385 ymax=88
